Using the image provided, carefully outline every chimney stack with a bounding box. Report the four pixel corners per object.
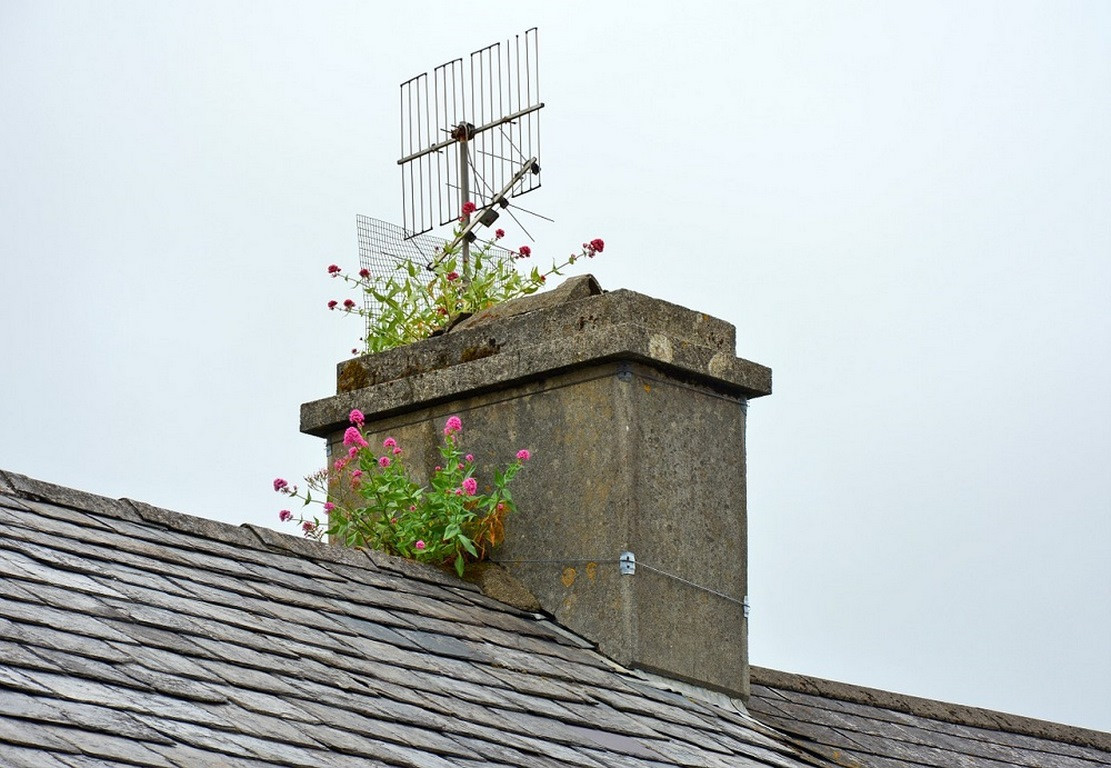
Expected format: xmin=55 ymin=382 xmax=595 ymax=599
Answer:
xmin=301 ymin=276 xmax=771 ymax=698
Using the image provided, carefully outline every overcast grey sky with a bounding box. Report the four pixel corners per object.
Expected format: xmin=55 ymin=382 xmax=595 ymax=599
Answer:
xmin=2 ymin=1 xmax=1109 ymax=733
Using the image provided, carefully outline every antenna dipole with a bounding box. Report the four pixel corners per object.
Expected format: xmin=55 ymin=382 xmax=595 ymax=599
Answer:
xmin=398 ymin=27 xmax=543 ymax=273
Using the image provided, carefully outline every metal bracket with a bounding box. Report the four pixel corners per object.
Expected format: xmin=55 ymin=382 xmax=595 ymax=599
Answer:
xmin=619 ymin=551 xmax=636 ymax=575
xmin=743 ymin=595 xmax=750 ymax=619
xmin=616 ymin=363 xmax=634 ymax=382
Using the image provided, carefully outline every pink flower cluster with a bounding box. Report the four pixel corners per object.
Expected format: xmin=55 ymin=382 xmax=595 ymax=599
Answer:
xmin=443 ymin=415 xmax=462 ymax=436
xmin=515 ymin=245 xmax=531 ymax=260
xmin=461 ymin=201 xmax=476 ymax=216
xmin=517 ymin=449 xmax=531 ymax=461
xmin=327 ymin=264 xmax=341 ymax=275
xmin=343 ymin=427 xmax=368 ymax=448
xmin=462 ymin=477 xmax=478 ymax=496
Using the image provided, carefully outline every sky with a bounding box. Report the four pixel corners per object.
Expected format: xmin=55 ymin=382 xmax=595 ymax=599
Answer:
xmin=2 ymin=1 xmax=1109 ymax=733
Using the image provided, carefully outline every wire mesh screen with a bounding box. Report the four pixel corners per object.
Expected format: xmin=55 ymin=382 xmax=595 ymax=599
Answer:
xmin=355 ymin=215 xmax=516 ymax=327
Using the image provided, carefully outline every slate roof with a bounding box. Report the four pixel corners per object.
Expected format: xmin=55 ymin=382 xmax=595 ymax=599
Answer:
xmin=749 ymin=666 xmax=1111 ymax=768
xmin=1 ymin=468 xmax=1107 ymax=768
xmin=0 ymin=470 xmax=827 ymax=768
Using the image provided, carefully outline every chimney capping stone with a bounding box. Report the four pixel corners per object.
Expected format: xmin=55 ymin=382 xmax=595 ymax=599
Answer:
xmin=301 ymin=280 xmax=771 ymax=437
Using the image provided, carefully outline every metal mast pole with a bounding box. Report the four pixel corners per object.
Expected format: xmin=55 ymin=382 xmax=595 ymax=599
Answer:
xmin=457 ymin=127 xmax=471 ymax=284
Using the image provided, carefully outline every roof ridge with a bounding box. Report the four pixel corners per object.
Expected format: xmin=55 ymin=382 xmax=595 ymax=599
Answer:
xmin=0 ymin=468 xmax=480 ymax=595
xmin=750 ymin=665 xmax=1111 ymax=752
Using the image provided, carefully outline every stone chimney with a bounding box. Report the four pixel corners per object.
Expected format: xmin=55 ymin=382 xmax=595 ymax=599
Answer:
xmin=300 ymin=276 xmax=771 ymax=698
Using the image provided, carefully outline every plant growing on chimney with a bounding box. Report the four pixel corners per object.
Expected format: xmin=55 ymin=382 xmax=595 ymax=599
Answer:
xmin=275 ymin=411 xmax=529 ymax=577
xmin=327 ymin=212 xmax=604 ymax=354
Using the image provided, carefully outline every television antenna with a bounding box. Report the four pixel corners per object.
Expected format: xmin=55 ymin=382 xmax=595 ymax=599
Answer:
xmin=398 ymin=27 xmax=544 ymax=279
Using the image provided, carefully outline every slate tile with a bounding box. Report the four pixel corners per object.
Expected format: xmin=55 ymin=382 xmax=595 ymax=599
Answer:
xmin=5 ymin=577 xmax=125 ymax=620
xmin=50 ymin=726 xmax=180 ymax=767
xmin=0 ymin=743 xmax=78 ymax=768
xmin=481 ymin=663 xmax=597 ymax=704
xmin=295 ymin=681 xmax=457 ymax=734
xmin=450 ymin=732 xmax=597 ymax=768
xmin=0 ymin=597 xmax=135 ymax=644
xmin=0 ymin=716 xmax=81 ymax=752
xmin=117 ymin=663 xmax=229 ymax=704
xmin=1 ymin=614 xmax=132 ymax=664
xmin=222 ymin=685 xmax=322 ymax=723
xmin=100 ymin=617 xmax=215 ymax=659
xmin=240 ymin=574 xmax=351 ymax=611
xmin=99 ymin=596 xmax=210 ymax=637
xmin=24 ymin=646 xmax=138 ymax=690
xmin=193 ymin=656 xmax=310 ymax=698
xmin=0 ymin=545 xmax=117 ymax=597
xmin=329 ymin=613 xmax=420 ymax=648
xmin=584 ymin=682 xmax=720 ymax=730
xmin=142 ymin=741 xmax=281 ymax=768
xmin=574 ymin=745 xmax=691 ymax=768
xmin=109 ymin=641 xmax=225 ymax=684
xmin=397 ymin=627 xmax=495 ymax=663
xmin=0 ymin=688 xmax=173 ymax=744
xmin=0 ymin=661 xmax=54 ymax=694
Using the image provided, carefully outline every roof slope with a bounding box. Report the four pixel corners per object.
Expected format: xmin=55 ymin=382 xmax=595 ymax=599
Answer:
xmin=0 ymin=470 xmax=824 ymax=768
xmin=749 ymin=666 xmax=1111 ymax=768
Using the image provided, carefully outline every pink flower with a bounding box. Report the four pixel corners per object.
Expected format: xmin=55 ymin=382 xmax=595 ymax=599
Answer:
xmin=383 ymin=437 xmax=397 ymax=448
xmin=273 ymin=478 xmax=289 ymax=493
xmin=279 ymin=510 xmax=293 ymax=522
xmin=447 ymin=271 xmax=459 ymax=281
xmin=347 ymin=446 xmax=359 ymax=458
xmin=359 ymin=268 xmax=371 ymax=278
xmin=589 ymin=238 xmax=605 ymax=253
xmin=349 ymin=409 xmax=365 ymax=426
xmin=457 ymin=463 xmax=464 ymax=471
xmin=461 ymin=201 xmax=476 ymax=216
xmin=327 ymin=300 xmax=338 ymax=310
xmin=333 ymin=458 xmax=348 ymax=471
xmin=415 ymin=540 xmax=426 ymax=550
xmin=462 ymin=477 xmax=478 ymax=496
xmin=392 ymin=447 xmax=402 ymax=455
xmin=351 ymin=470 xmax=363 ymax=479
xmin=465 ymin=454 xmax=474 ymax=462
xmin=518 ymin=245 xmax=531 ymax=258
xmin=378 ymin=456 xmax=391 ymax=468
xmin=302 ymin=521 xmax=316 ymax=533
xmin=516 ymin=449 xmax=531 ymax=461
xmin=495 ymin=228 xmax=505 ymax=239
xmin=343 ymin=299 xmax=356 ymax=309
xmin=323 ymin=502 xmax=335 ymax=513
xmin=343 ymin=427 xmax=368 ymax=448
xmin=443 ymin=415 xmax=462 ymax=435
xmin=327 ymin=264 xmax=341 ymax=275
xmin=434 ymin=465 xmax=442 ymax=472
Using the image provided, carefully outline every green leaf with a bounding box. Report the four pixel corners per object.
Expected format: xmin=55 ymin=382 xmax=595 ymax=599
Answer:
xmin=455 ymin=553 xmax=465 ymax=577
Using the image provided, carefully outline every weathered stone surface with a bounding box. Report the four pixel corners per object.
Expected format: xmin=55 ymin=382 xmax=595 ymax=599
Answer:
xmin=463 ymin=562 xmax=542 ymax=612
xmin=303 ymin=286 xmax=770 ymax=436
xmin=303 ymin=286 xmax=768 ymax=698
